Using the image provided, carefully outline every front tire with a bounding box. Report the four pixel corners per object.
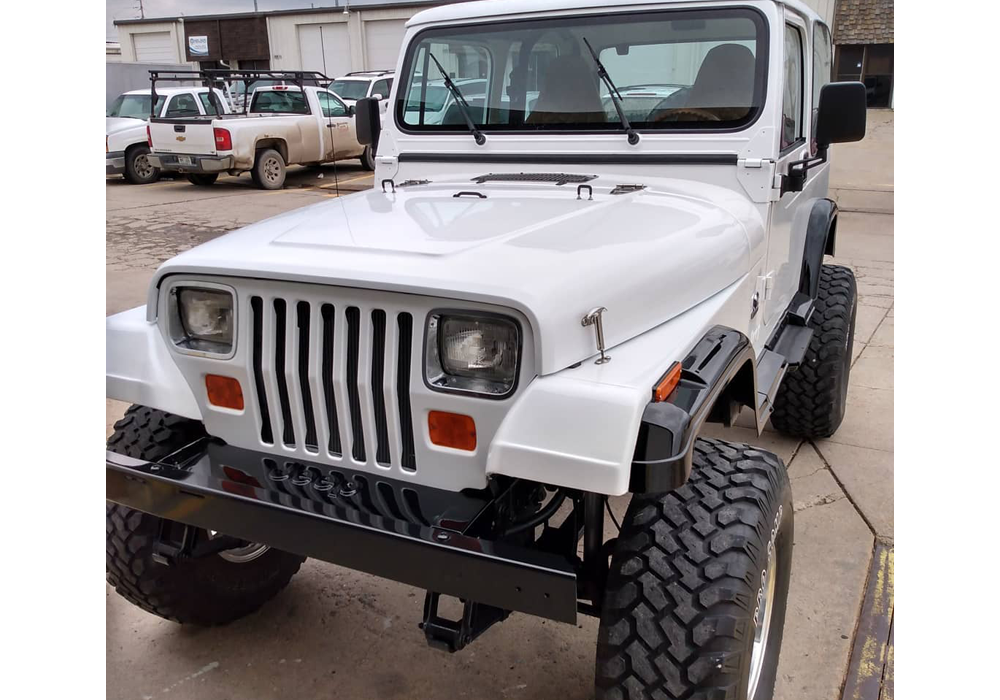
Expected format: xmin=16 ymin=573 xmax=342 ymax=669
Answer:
xmin=770 ymin=264 xmax=858 ymax=438
xmin=596 ymin=438 xmax=793 ymax=700
xmin=360 ymin=145 xmax=376 ymax=171
xmin=251 ymin=148 xmax=286 ymax=190
xmin=123 ymin=145 xmax=160 ymax=184
xmin=186 ymin=173 xmax=218 ymax=186
xmin=106 ymin=405 xmax=304 ymax=626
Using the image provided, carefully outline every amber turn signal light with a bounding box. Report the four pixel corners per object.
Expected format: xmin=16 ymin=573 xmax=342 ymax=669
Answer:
xmin=652 ymin=362 xmax=682 ymax=403
xmin=206 ymin=374 xmax=244 ymax=410
xmin=428 ymin=411 xmax=477 ymax=451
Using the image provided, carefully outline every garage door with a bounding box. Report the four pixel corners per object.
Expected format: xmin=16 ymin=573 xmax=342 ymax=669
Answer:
xmin=299 ymin=23 xmax=351 ymax=79
xmin=133 ymin=32 xmax=176 ymax=62
xmin=364 ymin=19 xmax=407 ymax=71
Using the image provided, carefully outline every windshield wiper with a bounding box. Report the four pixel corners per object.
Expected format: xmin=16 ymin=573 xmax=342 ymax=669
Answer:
xmin=427 ymin=53 xmax=486 ymax=146
xmin=582 ymin=37 xmax=640 ymax=145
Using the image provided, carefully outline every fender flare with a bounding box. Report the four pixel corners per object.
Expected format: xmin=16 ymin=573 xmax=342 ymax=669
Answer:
xmin=800 ymin=198 xmax=838 ymax=299
xmin=630 ymin=325 xmax=758 ymax=493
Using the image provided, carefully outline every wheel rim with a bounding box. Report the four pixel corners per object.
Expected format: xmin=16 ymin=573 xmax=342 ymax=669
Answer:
xmin=263 ymin=156 xmax=281 ymax=183
xmin=209 ymin=531 xmax=269 ymax=563
xmin=135 ymin=154 xmax=153 ymax=179
xmin=748 ymin=542 xmax=778 ymax=700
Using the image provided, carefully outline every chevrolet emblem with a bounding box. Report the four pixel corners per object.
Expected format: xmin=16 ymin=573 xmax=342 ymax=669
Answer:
xmin=176 ymin=135 xmax=186 ymax=142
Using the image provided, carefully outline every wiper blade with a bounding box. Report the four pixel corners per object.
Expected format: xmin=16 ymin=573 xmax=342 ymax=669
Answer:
xmin=582 ymin=37 xmax=640 ymax=145
xmin=427 ymin=53 xmax=486 ymax=146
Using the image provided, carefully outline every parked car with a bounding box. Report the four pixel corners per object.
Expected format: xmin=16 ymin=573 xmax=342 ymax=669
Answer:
xmin=328 ymin=70 xmax=395 ymax=112
xmin=106 ymin=87 xmax=230 ymax=184
xmin=106 ymin=2 xmax=866 ymax=699
xmin=146 ymin=84 xmax=371 ymax=189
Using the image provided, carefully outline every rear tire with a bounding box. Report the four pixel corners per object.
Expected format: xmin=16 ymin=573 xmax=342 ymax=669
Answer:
xmin=596 ymin=438 xmax=793 ymax=700
xmin=186 ymin=173 xmax=218 ymax=186
xmin=251 ymin=148 xmax=286 ymax=190
xmin=124 ymin=145 xmax=160 ymax=185
xmin=360 ymin=145 xmax=376 ymax=171
xmin=106 ymin=405 xmax=304 ymax=626
xmin=770 ymin=264 xmax=858 ymax=438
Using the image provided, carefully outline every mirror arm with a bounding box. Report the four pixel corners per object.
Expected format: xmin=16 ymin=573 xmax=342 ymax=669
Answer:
xmin=781 ymin=145 xmax=828 ymax=196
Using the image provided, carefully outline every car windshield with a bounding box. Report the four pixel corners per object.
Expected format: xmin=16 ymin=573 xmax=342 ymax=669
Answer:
xmin=249 ymin=89 xmax=309 ymax=114
xmin=398 ymin=8 xmax=764 ymax=132
xmin=108 ymin=94 xmax=165 ymax=119
xmin=330 ymin=79 xmax=372 ymax=100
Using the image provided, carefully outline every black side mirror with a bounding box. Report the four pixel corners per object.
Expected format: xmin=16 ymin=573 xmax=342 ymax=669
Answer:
xmin=355 ymin=97 xmax=381 ymax=148
xmin=815 ymin=82 xmax=867 ymax=149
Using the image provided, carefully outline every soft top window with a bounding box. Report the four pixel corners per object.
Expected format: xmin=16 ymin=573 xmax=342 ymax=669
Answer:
xmin=397 ymin=8 xmax=766 ymax=133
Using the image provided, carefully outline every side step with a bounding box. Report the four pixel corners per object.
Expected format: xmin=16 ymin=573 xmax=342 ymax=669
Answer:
xmin=755 ymin=349 xmax=787 ymax=433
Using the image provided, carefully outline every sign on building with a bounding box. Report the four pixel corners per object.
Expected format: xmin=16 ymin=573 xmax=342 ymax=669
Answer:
xmin=188 ymin=36 xmax=209 ymax=57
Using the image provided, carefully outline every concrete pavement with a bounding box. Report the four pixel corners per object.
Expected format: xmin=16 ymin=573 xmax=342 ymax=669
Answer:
xmin=106 ymin=114 xmax=894 ymax=700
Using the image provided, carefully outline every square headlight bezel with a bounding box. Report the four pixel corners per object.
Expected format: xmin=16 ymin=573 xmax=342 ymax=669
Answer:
xmin=165 ymin=281 xmax=238 ymax=359
xmin=423 ymin=309 xmax=522 ymax=400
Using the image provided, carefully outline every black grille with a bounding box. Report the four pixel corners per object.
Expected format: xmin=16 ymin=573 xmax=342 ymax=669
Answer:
xmin=397 ymin=313 xmax=416 ymax=472
xmin=345 ymin=307 xmax=366 ymax=463
xmin=273 ymin=299 xmax=295 ymax=447
xmin=250 ymin=297 xmax=273 ymax=445
xmin=320 ymin=304 xmax=342 ymax=456
xmin=296 ymin=301 xmax=318 ymax=451
xmin=371 ymin=310 xmax=391 ymax=466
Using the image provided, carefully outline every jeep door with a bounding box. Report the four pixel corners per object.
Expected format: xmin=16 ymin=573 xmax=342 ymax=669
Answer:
xmin=764 ymin=13 xmax=831 ymax=332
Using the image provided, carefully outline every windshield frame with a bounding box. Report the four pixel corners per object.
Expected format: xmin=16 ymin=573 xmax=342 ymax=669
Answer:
xmin=394 ymin=6 xmax=770 ymax=137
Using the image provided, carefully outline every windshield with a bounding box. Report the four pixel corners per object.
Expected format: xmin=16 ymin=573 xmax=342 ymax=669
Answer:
xmin=397 ymin=8 xmax=765 ymax=132
xmin=249 ymin=89 xmax=309 ymax=114
xmin=329 ymin=79 xmax=371 ymax=100
xmin=108 ymin=94 xmax=165 ymax=119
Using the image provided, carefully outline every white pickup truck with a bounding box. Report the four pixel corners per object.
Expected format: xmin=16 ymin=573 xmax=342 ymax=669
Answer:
xmin=147 ymin=83 xmax=372 ymax=189
xmin=106 ymin=87 xmax=230 ymax=184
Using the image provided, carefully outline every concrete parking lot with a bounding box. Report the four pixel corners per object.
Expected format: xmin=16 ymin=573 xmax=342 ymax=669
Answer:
xmin=106 ymin=114 xmax=893 ymax=700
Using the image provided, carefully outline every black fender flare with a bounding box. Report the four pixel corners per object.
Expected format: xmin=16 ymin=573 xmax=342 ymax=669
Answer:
xmin=630 ymin=326 xmax=758 ymax=493
xmin=800 ymin=198 xmax=838 ymax=299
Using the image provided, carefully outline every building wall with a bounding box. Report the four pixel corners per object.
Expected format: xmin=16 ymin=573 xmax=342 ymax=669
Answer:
xmin=802 ymin=0 xmax=837 ymax=26
xmin=267 ymin=6 xmax=420 ymax=75
xmin=118 ymin=21 xmax=189 ymax=64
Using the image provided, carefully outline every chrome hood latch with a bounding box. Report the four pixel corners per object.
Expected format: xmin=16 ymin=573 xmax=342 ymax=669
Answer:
xmin=582 ymin=307 xmax=611 ymax=365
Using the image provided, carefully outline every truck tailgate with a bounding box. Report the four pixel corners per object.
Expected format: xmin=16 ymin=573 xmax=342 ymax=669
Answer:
xmin=149 ymin=120 xmax=217 ymax=155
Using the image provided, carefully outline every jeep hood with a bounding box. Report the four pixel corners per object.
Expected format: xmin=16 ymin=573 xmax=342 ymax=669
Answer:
xmin=153 ymin=177 xmax=762 ymax=373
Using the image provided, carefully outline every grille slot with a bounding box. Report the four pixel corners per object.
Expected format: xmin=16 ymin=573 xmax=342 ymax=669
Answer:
xmin=397 ymin=313 xmax=416 ymax=472
xmin=320 ymin=304 xmax=342 ymax=456
xmin=250 ymin=297 xmax=274 ymax=444
xmin=273 ymin=299 xmax=296 ymax=446
xmin=296 ymin=302 xmax=318 ymax=451
xmin=371 ymin=310 xmax=391 ymax=466
xmin=345 ymin=306 xmax=366 ymax=463
xmin=245 ymin=294 xmax=418 ymax=475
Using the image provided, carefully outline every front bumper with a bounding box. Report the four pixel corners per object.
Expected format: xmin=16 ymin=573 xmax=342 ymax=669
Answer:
xmin=106 ymin=441 xmax=578 ymax=623
xmin=147 ymin=153 xmax=233 ymax=173
xmin=106 ymin=152 xmax=125 ymax=175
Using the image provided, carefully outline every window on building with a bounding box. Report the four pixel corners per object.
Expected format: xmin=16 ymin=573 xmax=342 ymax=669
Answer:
xmin=834 ymin=43 xmax=894 ymax=108
xmin=781 ymin=24 xmax=803 ymax=150
xmin=165 ymin=93 xmax=201 ymax=117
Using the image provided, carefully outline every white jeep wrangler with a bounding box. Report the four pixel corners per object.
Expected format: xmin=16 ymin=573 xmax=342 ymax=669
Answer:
xmin=105 ymin=1 xmax=865 ymax=698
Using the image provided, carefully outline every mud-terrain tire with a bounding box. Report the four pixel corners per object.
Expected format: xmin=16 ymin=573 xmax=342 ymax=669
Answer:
xmin=595 ymin=438 xmax=793 ymax=700
xmin=251 ymin=148 xmax=286 ymax=190
xmin=124 ymin=144 xmax=160 ymax=184
xmin=360 ymin=145 xmax=376 ymax=170
xmin=186 ymin=173 xmax=218 ymax=186
xmin=106 ymin=405 xmax=304 ymax=625
xmin=770 ymin=264 xmax=858 ymax=438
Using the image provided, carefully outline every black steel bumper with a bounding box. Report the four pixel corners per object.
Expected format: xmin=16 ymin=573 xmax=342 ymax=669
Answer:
xmin=106 ymin=442 xmax=577 ymax=624
xmin=147 ymin=153 xmax=233 ymax=173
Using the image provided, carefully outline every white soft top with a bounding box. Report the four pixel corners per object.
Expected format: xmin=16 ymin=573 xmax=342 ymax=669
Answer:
xmin=409 ymin=0 xmax=823 ymax=27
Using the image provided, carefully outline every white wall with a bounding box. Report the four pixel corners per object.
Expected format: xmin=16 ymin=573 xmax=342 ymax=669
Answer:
xmin=267 ymin=6 xmax=419 ymax=75
xmin=117 ymin=20 xmax=189 ymax=64
xmin=801 ymin=0 xmax=837 ymax=26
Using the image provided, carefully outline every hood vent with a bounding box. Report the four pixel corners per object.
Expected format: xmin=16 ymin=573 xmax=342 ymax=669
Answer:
xmin=471 ymin=172 xmax=597 ymax=186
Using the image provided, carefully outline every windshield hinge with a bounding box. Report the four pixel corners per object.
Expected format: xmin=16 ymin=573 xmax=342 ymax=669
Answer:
xmin=738 ymin=158 xmax=771 ymax=169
